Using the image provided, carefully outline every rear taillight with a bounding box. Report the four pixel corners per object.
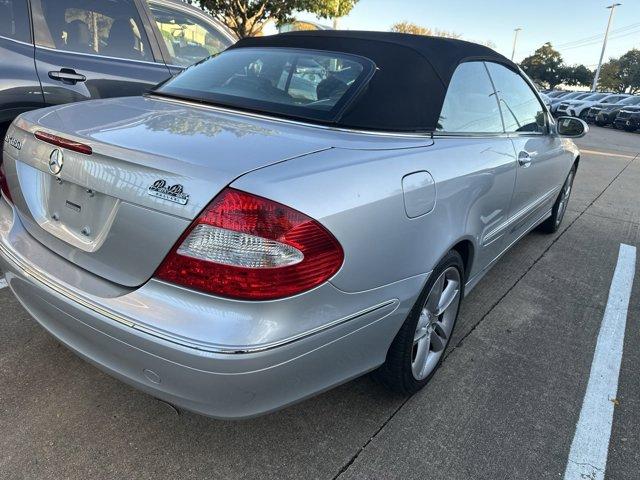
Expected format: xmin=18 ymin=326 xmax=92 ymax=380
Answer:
xmin=155 ymin=188 xmax=344 ymax=300
xmin=34 ymin=131 xmax=92 ymax=155
xmin=0 ymin=160 xmax=12 ymax=203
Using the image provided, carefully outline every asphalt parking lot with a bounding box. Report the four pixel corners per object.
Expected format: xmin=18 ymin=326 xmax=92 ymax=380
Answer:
xmin=0 ymin=125 xmax=638 ymax=479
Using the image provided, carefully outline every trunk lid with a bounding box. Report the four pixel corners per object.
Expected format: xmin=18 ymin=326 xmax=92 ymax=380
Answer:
xmin=6 ymin=96 xmax=331 ymax=287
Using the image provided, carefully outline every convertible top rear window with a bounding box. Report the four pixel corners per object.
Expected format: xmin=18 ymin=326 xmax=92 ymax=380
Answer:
xmin=154 ymin=47 xmax=374 ymax=123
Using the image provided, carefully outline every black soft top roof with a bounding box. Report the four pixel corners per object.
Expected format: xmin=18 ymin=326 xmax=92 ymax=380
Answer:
xmin=231 ymin=31 xmax=517 ymax=132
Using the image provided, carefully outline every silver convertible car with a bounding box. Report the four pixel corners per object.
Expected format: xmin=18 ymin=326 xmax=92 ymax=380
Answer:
xmin=0 ymin=32 xmax=586 ymax=418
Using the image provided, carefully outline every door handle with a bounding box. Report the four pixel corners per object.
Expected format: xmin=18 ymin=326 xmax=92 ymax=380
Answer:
xmin=48 ymin=68 xmax=87 ymax=84
xmin=517 ymin=151 xmax=532 ymax=168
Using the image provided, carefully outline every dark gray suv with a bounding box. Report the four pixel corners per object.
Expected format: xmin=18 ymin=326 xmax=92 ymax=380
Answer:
xmin=0 ymin=0 xmax=235 ymax=138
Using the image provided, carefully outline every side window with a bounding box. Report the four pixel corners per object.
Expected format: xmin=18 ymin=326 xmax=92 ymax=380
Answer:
xmin=36 ymin=0 xmax=153 ymax=62
xmin=149 ymin=4 xmax=232 ymax=67
xmin=437 ymin=62 xmax=504 ymax=134
xmin=0 ymin=0 xmax=31 ymax=43
xmin=485 ymin=62 xmax=546 ymax=134
xmin=603 ymin=95 xmax=625 ymax=104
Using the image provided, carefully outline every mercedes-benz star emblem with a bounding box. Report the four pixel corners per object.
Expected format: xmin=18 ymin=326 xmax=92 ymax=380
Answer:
xmin=48 ymin=149 xmax=64 ymax=175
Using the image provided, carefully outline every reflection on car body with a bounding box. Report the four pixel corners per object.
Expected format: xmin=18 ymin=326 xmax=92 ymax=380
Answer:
xmin=0 ymin=0 xmax=235 ymax=141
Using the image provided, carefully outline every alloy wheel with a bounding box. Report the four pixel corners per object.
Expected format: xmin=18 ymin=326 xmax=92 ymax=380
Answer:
xmin=411 ymin=267 xmax=461 ymax=380
xmin=556 ymin=170 xmax=574 ymax=226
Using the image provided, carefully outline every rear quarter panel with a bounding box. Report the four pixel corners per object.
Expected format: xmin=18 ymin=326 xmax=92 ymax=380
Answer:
xmin=232 ymin=136 xmax=518 ymax=293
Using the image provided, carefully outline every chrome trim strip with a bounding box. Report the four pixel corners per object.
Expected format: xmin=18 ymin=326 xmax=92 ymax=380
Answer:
xmin=433 ymin=131 xmax=546 ymax=139
xmin=0 ymin=236 xmax=396 ymax=354
xmin=508 ymin=131 xmax=546 ymax=137
xmin=482 ymin=186 xmax=560 ymax=246
xmin=140 ymin=297 xmax=397 ymax=354
xmin=146 ymin=94 xmax=435 ymax=139
xmin=35 ymin=45 xmax=164 ymax=67
xmin=432 ymin=132 xmax=508 ymax=139
xmin=467 ymin=207 xmax=553 ymax=293
xmin=0 ymin=34 xmax=33 ymax=47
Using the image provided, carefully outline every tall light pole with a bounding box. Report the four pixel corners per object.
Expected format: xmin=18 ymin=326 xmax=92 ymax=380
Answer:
xmin=511 ymin=27 xmax=522 ymax=61
xmin=592 ymin=3 xmax=622 ymax=92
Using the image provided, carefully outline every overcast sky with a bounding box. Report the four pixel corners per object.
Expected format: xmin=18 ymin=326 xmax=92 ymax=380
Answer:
xmin=290 ymin=0 xmax=640 ymax=66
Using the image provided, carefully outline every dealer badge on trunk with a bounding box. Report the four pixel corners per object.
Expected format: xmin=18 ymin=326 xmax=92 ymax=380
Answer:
xmin=148 ymin=179 xmax=190 ymax=205
xmin=48 ymin=149 xmax=64 ymax=175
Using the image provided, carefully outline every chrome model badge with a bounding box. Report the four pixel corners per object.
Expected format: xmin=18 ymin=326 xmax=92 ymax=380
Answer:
xmin=147 ymin=179 xmax=190 ymax=205
xmin=4 ymin=135 xmax=22 ymax=151
xmin=48 ymin=149 xmax=64 ymax=175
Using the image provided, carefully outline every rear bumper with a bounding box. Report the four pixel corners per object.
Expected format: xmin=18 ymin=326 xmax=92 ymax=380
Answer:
xmin=0 ymin=197 xmax=423 ymax=418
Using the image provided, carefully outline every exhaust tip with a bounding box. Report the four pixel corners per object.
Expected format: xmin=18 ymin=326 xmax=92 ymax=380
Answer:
xmin=154 ymin=398 xmax=181 ymax=416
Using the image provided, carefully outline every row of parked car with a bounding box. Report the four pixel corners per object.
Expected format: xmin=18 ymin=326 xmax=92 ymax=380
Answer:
xmin=542 ymin=90 xmax=640 ymax=132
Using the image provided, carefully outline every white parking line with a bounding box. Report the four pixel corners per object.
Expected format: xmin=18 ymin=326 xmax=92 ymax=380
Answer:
xmin=0 ymin=277 xmax=6 ymax=290
xmin=564 ymin=243 xmax=636 ymax=480
xmin=580 ymin=149 xmax=637 ymax=160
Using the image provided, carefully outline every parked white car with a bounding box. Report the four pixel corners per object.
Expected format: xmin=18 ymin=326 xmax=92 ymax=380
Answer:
xmin=555 ymin=93 xmax=610 ymax=118
xmin=549 ymin=92 xmax=590 ymax=115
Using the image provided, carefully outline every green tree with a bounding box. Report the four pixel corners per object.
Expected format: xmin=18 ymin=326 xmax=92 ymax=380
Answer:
xmin=195 ymin=0 xmax=307 ymax=38
xmin=311 ymin=0 xmax=359 ymax=29
xmin=560 ymin=64 xmax=593 ymax=88
xmin=390 ymin=21 xmax=461 ymax=39
xmin=195 ymin=0 xmax=358 ymax=38
xmin=598 ymin=58 xmax=628 ymax=93
xmin=619 ymin=49 xmax=640 ymax=93
xmin=520 ymin=42 xmax=564 ymax=89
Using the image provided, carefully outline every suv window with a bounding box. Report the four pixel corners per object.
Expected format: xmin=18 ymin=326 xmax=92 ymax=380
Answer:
xmin=486 ymin=62 xmax=546 ymax=133
xmin=583 ymin=93 xmax=608 ymax=101
xmin=620 ymin=96 xmax=640 ymax=106
xmin=149 ymin=4 xmax=231 ymax=67
xmin=0 ymin=0 xmax=30 ymax=43
xmin=602 ymin=95 xmax=627 ymax=104
xmin=36 ymin=0 xmax=153 ymax=62
xmin=436 ymin=62 xmax=504 ymax=133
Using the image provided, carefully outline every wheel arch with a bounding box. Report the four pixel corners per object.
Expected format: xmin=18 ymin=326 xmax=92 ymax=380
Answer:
xmin=446 ymin=237 xmax=475 ymax=283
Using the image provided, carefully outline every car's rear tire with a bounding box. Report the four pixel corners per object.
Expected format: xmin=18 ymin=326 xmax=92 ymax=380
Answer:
xmin=539 ymin=166 xmax=576 ymax=234
xmin=375 ymin=250 xmax=464 ymax=394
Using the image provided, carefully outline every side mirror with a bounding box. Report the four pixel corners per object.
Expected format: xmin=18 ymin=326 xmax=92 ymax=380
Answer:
xmin=556 ymin=116 xmax=588 ymax=138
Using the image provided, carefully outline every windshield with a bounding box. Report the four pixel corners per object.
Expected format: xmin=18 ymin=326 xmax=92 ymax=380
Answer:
xmin=154 ymin=47 xmax=375 ymax=123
